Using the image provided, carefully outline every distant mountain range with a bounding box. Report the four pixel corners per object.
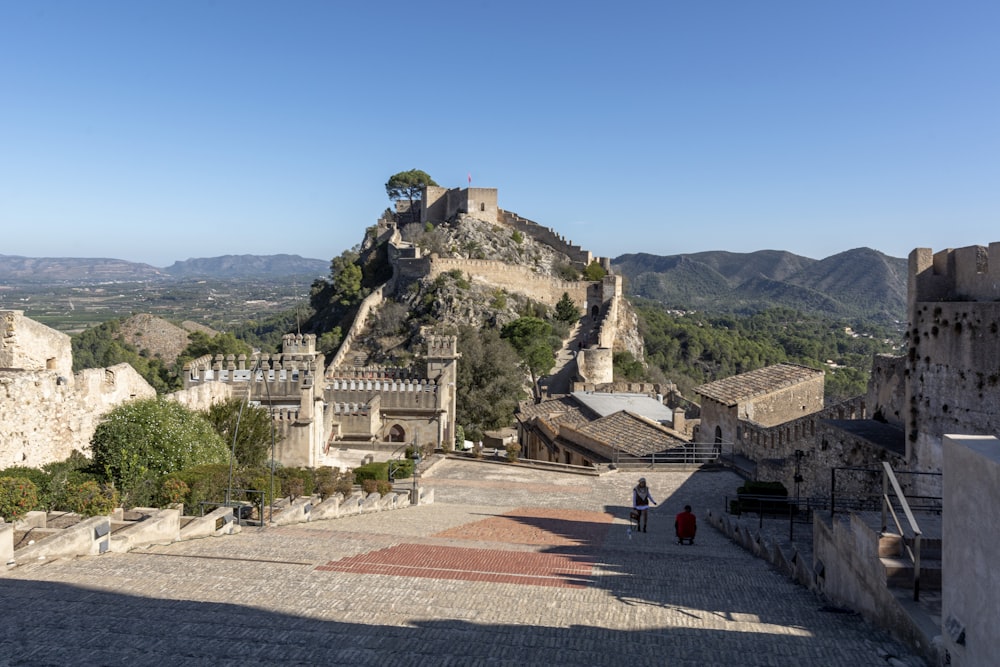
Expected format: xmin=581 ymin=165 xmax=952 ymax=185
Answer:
xmin=0 ymin=254 xmax=329 ymax=283
xmin=612 ymin=247 xmax=907 ymax=322
xmin=1 ymin=248 xmax=907 ymax=323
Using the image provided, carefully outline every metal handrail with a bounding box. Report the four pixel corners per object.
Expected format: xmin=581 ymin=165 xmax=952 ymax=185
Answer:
xmin=881 ymin=461 xmax=923 ymax=601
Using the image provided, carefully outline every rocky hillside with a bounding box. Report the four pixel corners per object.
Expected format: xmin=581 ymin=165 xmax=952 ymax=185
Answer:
xmin=118 ymin=314 xmax=218 ymax=365
xmin=341 ymin=214 xmax=645 ymax=367
xmin=613 ymin=247 xmax=907 ymax=322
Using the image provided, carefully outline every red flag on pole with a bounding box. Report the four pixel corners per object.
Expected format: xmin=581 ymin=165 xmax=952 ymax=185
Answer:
xmin=467 ymin=172 xmax=472 ymax=185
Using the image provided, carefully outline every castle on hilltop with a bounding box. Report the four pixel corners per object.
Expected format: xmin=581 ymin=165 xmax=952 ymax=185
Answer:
xmin=182 ymin=184 xmax=631 ymax=465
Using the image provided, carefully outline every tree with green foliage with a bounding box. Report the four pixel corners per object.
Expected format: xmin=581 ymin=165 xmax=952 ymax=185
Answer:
xmin=455 ymin=326 xmax=526 ymax=441
xmin=500 ymin=317 xmax=557 ymax=396
xmin=90 ymin=398 xmax=229 ymax=507
xmin=582 ymin=261 xmax=607 ymax=281
xmin=182 ymin=331 xmax=252 ymax=359
xmin=206 ymin=397 xmax=277 ymax=469
xmin=385 ymin=169 xmax=438 ymax=218
xmin=554 ymin=292 xmax=581 ymax=323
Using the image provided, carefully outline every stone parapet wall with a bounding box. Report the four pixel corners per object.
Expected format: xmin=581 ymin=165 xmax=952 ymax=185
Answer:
xmin=326 ymin=282 xmax=388 ymax=372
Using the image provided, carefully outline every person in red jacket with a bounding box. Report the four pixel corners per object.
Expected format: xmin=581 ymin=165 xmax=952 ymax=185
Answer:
xmin=675 ymin=505 xmax=696 ymax=545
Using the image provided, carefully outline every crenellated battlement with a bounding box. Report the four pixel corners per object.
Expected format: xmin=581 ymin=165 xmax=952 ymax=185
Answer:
xmin=909 ymin=242 xmax=1000 ymax=304
xmin=426 ymin=334 xmax=457 ymax=359
xmin=281 ymin=333 xmax=316 ymax=355
xmin=328 ymin=377 xmax=438 ymax=393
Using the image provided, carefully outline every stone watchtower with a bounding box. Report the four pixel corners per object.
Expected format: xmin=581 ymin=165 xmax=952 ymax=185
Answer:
xmin=425 ymin=335 xmax=461 ymax=448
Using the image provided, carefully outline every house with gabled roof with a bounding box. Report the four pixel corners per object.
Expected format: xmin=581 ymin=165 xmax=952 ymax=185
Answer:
xmin=515 ymin=392 xmax=688 ymax=467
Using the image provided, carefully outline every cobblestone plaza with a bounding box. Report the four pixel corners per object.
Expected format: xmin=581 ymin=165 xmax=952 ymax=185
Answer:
xmin=0 ymin=460 xmax=924 ymax=666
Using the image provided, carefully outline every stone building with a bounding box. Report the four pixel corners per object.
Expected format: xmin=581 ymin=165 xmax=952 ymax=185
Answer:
xmin=692 ymin=362 xmax=901 ymax=500
xmin=694 ymin=363 xmax=825 ymax=448
xmin=515 ymin=392 xmax=687 ymax=467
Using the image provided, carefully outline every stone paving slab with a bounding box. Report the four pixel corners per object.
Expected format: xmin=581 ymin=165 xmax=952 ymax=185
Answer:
xmin=0 ymin=460 xmax=925 ymax=666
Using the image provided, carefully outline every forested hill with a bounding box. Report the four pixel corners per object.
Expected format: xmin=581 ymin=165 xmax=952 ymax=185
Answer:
xmin=613 ymin=247 xmax=907 ymax=322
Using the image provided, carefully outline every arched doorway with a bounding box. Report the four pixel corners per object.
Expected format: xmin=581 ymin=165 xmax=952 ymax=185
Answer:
xmin=388 ymin=424 xmax=406 ymax=442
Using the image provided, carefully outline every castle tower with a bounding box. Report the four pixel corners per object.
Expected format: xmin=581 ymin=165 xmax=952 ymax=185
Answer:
xmin=425 ymin=335 xmax=461 ymax=448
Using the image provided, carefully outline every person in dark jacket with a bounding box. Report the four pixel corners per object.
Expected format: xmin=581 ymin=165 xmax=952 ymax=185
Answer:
xmin=675 ymin=505 xmax=697 ymax=545
xmin=632 ymin=478 xmax=657 ymax=532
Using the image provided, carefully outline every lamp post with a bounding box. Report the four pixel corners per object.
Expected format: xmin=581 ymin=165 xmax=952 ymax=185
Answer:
xmin=412 ymin=447 xmax=421 ymax=506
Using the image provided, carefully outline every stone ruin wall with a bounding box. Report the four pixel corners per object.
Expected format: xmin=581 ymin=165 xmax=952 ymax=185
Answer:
xmin=906 ymin=243 xmax=1000 ymax=482
xmin=907 ymin=299 xmax=1000 ymax=475
xmin=1 ymin=363 xmax=156 ymax=469
xmin=1 ymin=310 xmax=73 ymax=378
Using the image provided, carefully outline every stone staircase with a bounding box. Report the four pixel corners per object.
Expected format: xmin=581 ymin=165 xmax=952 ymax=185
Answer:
xmin=879 ymin=530 xmax=942 ymax=592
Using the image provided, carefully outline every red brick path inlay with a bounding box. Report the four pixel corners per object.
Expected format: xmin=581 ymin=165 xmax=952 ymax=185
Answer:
xmin=433 ymin=507 xmax=614 ymax=546
xmin=317 ymin=543 xmax=595 ymax=588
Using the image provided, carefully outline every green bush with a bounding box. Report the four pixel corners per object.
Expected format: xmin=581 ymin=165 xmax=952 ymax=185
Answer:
xmin=167 ymin=464 xmax=232 ymax=516
xmin=62 ymin=481 xmax=119 ymax=517
xmin=505 ymin=443 xmax=521 ymax=463
xmin=276 ymin=467 xmax=314 ymax=500
xmin=375 ymin=480 xmax=392 ymax=496
xmin=158 ymin=478 xmax=190 ymax=506
xmin=0 ymin=477 xmax=40 ymax=521
xmin=354 ymin=462 xmax=389 ymax=484
xmin=41 ymin=451 xmax=100 ymax=510
xmin=0 ymin=467 xmax=49 ymax=508
xmin=361 ymin=479 xmax=379 ymax=495
xmin=90 ymin=398 xmax=229 ymax=507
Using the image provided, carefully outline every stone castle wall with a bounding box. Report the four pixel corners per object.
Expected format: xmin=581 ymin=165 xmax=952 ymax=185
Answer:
xmin=498 ymin=209 xmax=594 ymax=267
xmin=906 ymin=244 xmax=1000 ymax=482
xmin=425 ymin=257 xmax=592 ymax=307
xmin=867 ymin=354 xmax=906 ymax=428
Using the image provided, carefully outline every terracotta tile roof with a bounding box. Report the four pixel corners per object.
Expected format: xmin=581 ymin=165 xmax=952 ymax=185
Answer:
xmin=516 ymin=396 xmax=593 ymax=426
xmin=693 ymin=363 xmax=823 ymax=406
xmin=567 ymin=411 xmax=686 ymax=457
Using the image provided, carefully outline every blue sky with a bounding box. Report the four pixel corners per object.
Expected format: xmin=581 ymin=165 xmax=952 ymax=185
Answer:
xmin=2 ymin=1 xmax=998 ymax=267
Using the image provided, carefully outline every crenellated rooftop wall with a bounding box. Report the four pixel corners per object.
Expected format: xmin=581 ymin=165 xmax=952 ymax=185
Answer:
xmin=909 ymin=242 xmax=1000 ymax=304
